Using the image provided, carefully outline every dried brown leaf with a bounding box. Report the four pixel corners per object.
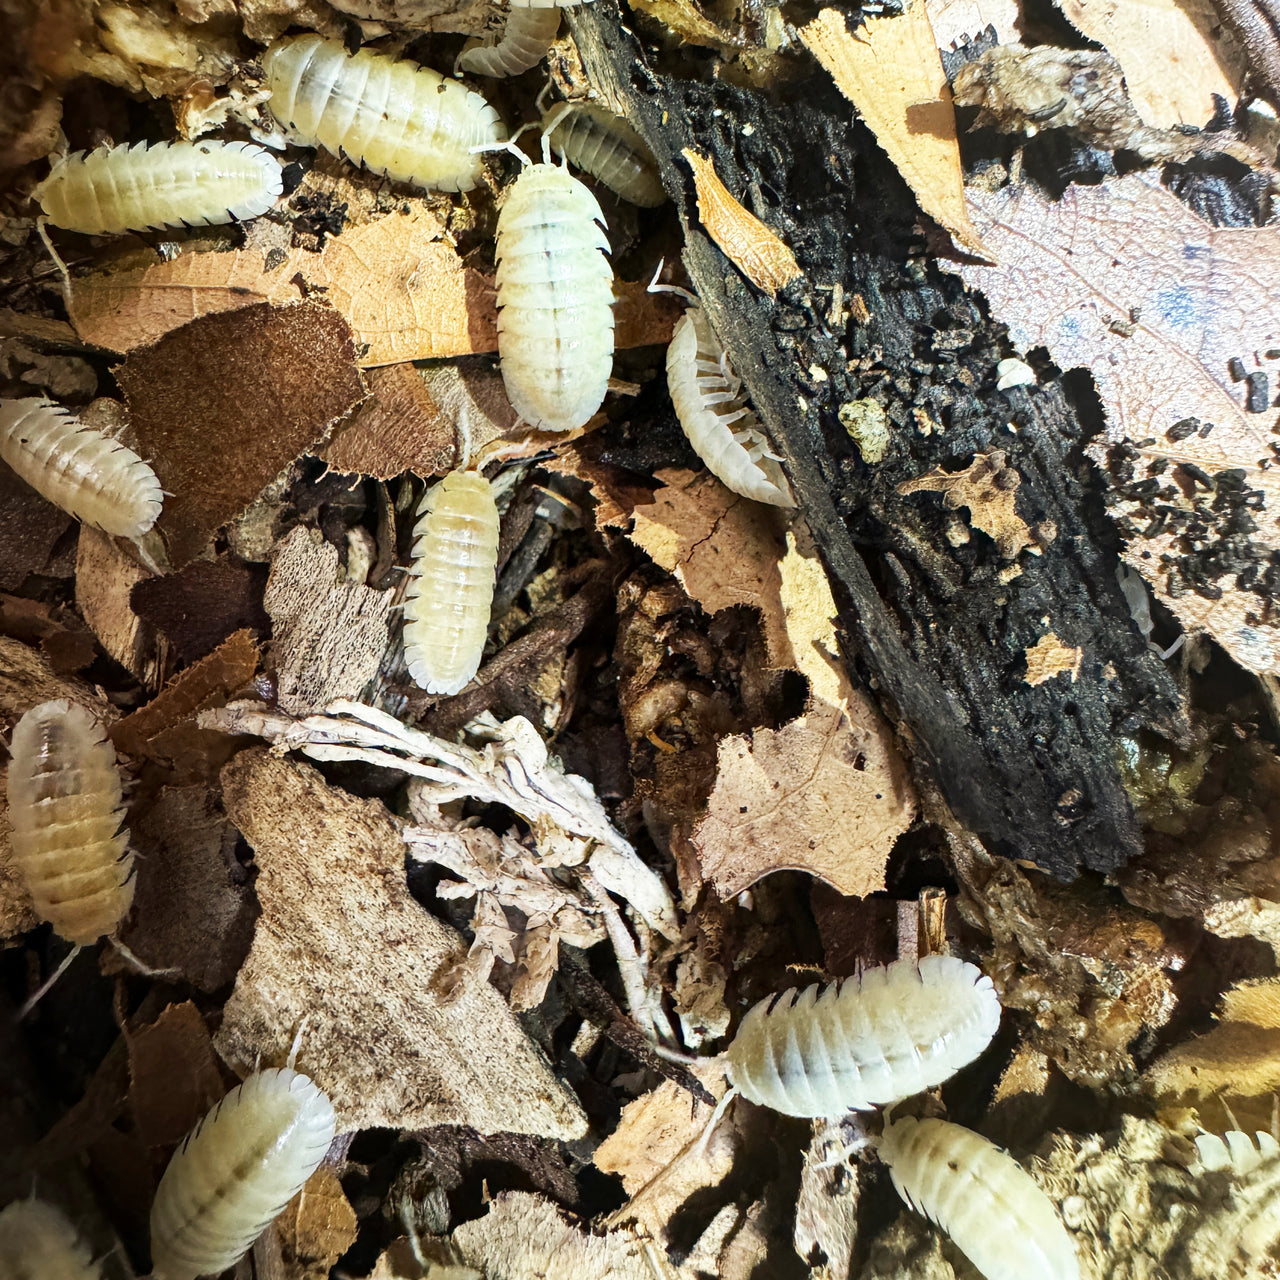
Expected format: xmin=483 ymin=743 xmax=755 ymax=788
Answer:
xmin=214 ymin=748 xmax=587 ymax=1139
xmin=961 ymin=175 xmax=1280 ymax=673
xmin=1024 ymin=632 xmax=1083 ymax=686
xmin=277 ymin=1168 xmax=358 ymax=1280
xmin=75 ymin=528 xmax=157 ymax=686
xmin=117 ymin=301 xmax=367 ymax=569
xmin=682 ymin=149 xmax=803 ymax=296
xmin=0 ymin=464 xmax=73 ymax=591
xmin=125 ymin=1001 xmax=225 ymax=1148
xmin=800 ymin=6 xmax=993 ymax=260
xmin=265 ymin=527 xmax=394 ymax=715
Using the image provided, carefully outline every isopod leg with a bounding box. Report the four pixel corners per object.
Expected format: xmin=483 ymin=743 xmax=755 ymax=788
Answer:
xmin=18 ymin=943 xmax=83 ymax=1020
xmin=36 ymin=218 xmax=73 ymax=311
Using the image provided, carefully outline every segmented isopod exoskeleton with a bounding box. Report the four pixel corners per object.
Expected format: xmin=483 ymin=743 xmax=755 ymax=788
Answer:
xmin=263 ymin=34 xmax=505 ymax=192
xmin=879 ymin=1115 xmax=1079 ymax=1280
xmin=0 ymin=1197 xmax=101 ymax=1280
xmin=6 ymin=699 xmax=133 ymax=947
xmin=149 ymin=1067 xmax=337 ymax=1280
xmin=542 ymin=103 xmax=666 ymax=207
xmin=495 ymin=163 xmax=614 ymax=431
xmin=34 ymin=140 xmax=282 ymax=236
xmin=402 ymin=469 xmax=501 ymax=696
xmin=458 ymin=8 xmax=562 ymax=78
xmin=1195 ymin=1128 xmax=1280 ymax=1175
xmin=0 ymin=398 xmax=163 ymax=537
xmin=725 ymin=955 xmax=1001 ymax=1118
xmin=666 ymin=304 xmax=795 ymax=507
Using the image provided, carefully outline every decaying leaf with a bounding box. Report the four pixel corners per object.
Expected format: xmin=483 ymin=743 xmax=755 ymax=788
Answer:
xmin=0 ymin=462 xmax=73 ymax=591
xmin=117 ymin=301 xmax=367 ymax=568
xmin=682 ymin=150 xmax=803 ymax=296
xmin=925 ymin=0 xmax=1021 ymax=47
xmin=266 ymin=527 xmax=394 ymax=715
xmin=213 ymin=748 xmax=588 ymax=1139
xmin=75 ymin=528 xmax=157 ymax=685
xmin=125 ymin=1001 xmax=225 ymax=1148
xmin=961 ymin=174 xmax=1280 ymax=674
xmin=276 ymin=1167 xmax=359 ymax=1280
xmin=1024 ymin=632 xmax=1083 ymax=686
xmin=799 ymin=5 xmax=993 ymax=260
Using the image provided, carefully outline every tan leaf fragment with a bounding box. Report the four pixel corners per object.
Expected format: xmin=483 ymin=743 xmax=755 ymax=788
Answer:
xmin=213 ymin=748 xmax=587 ymax=1139
xmin=75 ymin=528 xmax=157 ymax=686
xmin=1221 ymin=977 xmax=1280 ymax=1028
xmin=277 ymin=1168 xmax=359 ymax=1280
xmin=1053 ymin=0 xmax=1244 ymax=129
xmin=681 ymin=150 xmax=803 ymax=296
xmin=451 ymin=1192 xmax=654 ymax=1280
xmin=125 ymin=1001 xmax=224 ymax=1148
xmin=799 ymin=5 xmax=993 ymax=260
xmin=265 ymin=527 xmax=394 ymax=716
xmin=1024 ymin=633 xmax=1083 ymax=686
xmin=961 ymin=174 xmax=1280 ymax=674
xmin=925 ymin=0 xmax=1021 ymax=47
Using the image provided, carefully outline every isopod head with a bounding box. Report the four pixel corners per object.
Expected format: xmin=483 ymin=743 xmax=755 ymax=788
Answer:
xmin=0 ymin=1197 xmax=101 ymax=1280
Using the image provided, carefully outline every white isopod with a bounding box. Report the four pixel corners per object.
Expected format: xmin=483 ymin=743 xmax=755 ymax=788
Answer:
xmin=402 ymin=469 xmax=501 ymax=696
xmin=879 ymin=1115 xmax=1080 ymax=1280
xmin=1195 ymin=1128 xmax=1280 ymax=1175
xmin=458 ymin=8 xmax=562 ymax=78
xmin=6 ymin=699 xmax=133 ymax=948
xmin=724 ymin=956 xmax=1001 ymax=1118
xmin=263 ymin=34 xmax=506 ymax=192
xmin=34 ymin=140 xmax=282 ymax=236
xmin=495 ymin=161 xmax=615 ymax=431
xmin=149 ymin=1067 xmax=337 ymax=1280
xmin=0 ymin=1197 xmax=101 ymax=1280
xmin=666 ymin=303 xmax=795 ymax=507
xmin=542 ymin=102 xmax=666 ymax=207
xmin=0 ymin=398 xmax=163 ymax=538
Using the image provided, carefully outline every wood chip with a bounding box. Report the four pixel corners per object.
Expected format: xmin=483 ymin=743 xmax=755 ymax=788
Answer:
xmin=1024 ymin=633 xmax=1083 ymax=686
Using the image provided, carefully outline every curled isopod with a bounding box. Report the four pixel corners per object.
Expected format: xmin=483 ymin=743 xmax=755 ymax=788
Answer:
xmin=495 ymin=162 xmax=615 ymax=431
xmin=0 ymin=1197 xmax=101 ymax=1280
xmin=542 ymin=103 xmax=666 ymax=207
xmin=666 ymin=304 xmax=795 ymax=507
xmin=6 ymin=699 xmax=133 ymax=947
xmin=725 ymin=955 xmax=1001 ymax=1118
xmin=0 ymin=398 xmax=163 ymax=537
xmin=263 ymin=34 xmax=505 ymax=192
xmin=458 ymin=8 xmax=562 ymax=77
xmin=149 ymin=1067 xmax=337 ymax=1280
xmin=34 ymin=140 xmax=282 ymax=236
xmin=878 ymin=1116 xmax=1079 ymax=1280
xmin=1195 ymin=1128 xmax=1280 ymax=1175
xmin=402 ymin=470 xmax=501 ymax=696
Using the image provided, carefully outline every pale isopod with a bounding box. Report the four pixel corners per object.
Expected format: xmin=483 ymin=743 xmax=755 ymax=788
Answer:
xmin=1195 ymin=1128 xmax=1280 ymax=1175
xmin=34 ymin=140 xmax=282 ymax=236
xmin=6 ymin=699 xmax=133 ymax=947
xmin=495 ymin=162 xmax=615 ymax=431
xmin=149 ymin=1067 xmax=337 ymax=1280
xmin=878 ymin=1115 xmax=1079 ymax=1280
xmin=542 ymin=103 xmax=666 ymax=207
xmin=402 ymin=470 xmax=501 ymax=696
xmin=0 ymin=1197 xmax=101 ymax=1280
xmin=666 ymin=304 xmax=795 ymax=507
xmin=0 ymin=398 xmax=163 ymax=538
xmin=724 ymin=955 xmax=1001 ymax=1118
xmin=263 ymin=34 xmax=505 ymax=193
xmin=458 ymin=8 xmax=562 ymax=78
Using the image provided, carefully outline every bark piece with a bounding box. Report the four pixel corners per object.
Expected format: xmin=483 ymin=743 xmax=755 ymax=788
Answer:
xmin=116 ymin=301 xmax=367 ymax=568
xmin=129 ymin=558 xmax=268 ymax=665
xmin=214 ymin=748 xmax=587 ymax=1139
xmin=75 ymin=527 xmax=157 ymax=685
xmin=0 ymin=464 xmax=73 ymax=590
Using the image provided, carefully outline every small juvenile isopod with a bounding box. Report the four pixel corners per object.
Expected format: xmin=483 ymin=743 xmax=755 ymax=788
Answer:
xmin=402 ymin=469 xmax=501 ymax=696
xmin=458 ymin=8 xmax=562 ymax=78
xmin=149 ymin=1067 xmax=337 ymax=1280
xmin=879 ymin=1115 xmax=1080 ymax=1280
xmin=542 ymin=102 xmax=666 ymax=207
xmin=0 ymin=398 xmax=163 ymax=538
xmin=495 ymin=161 xmax=615 ymax=431
xmin=724 ymin=955 xmax=1001 ymax=1118
xmin=666 ymin=303 xmax=795 ymax=507
xmin=6 ymin=699 xmax=133 ymax=948
xmin=0 ymin=1197 xmax=101 ymax=1280
xmin=33 ymin=140 xmax=283 ymax=236
xmin=263 ymin=34 xmax=506 ymax=192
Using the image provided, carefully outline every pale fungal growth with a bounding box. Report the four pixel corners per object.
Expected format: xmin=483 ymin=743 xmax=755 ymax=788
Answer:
xmin=542 ymin=102 xmax=667 ymax=207
xmin=6 ymin=699 xmax=134 ymax=947
xmin=0 ymin=398 xmax=163 ymax=538
xmin=34 ymin=140 xmax=283 ymax=235
xmin=0 ymin=1197 xmax=101 ymax=1280
xmin=666 ymin=304 xmax=795 ymax=507
xmin=149 ymin=1067 xmax=337 ymax=1280
xmin=458 ymin=8 xmax=562 ymax=78
xmin=263 ymin=34 xmax=506 ymax=192
xmin=1194 ymin=1128 xmax=1280 ymax=1175
xmin=725 ymin=956 xmax=1001 ymax=1117
xmin=402 ymin=470 xmax=501 ymax=696
xmin=995 ymin=356 xmax=1036 ymax=390
xmin=495 ymin=162 xmax=615 ymax=431
xmin=879 ymin=1115 xmax=1080 ymax=1280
